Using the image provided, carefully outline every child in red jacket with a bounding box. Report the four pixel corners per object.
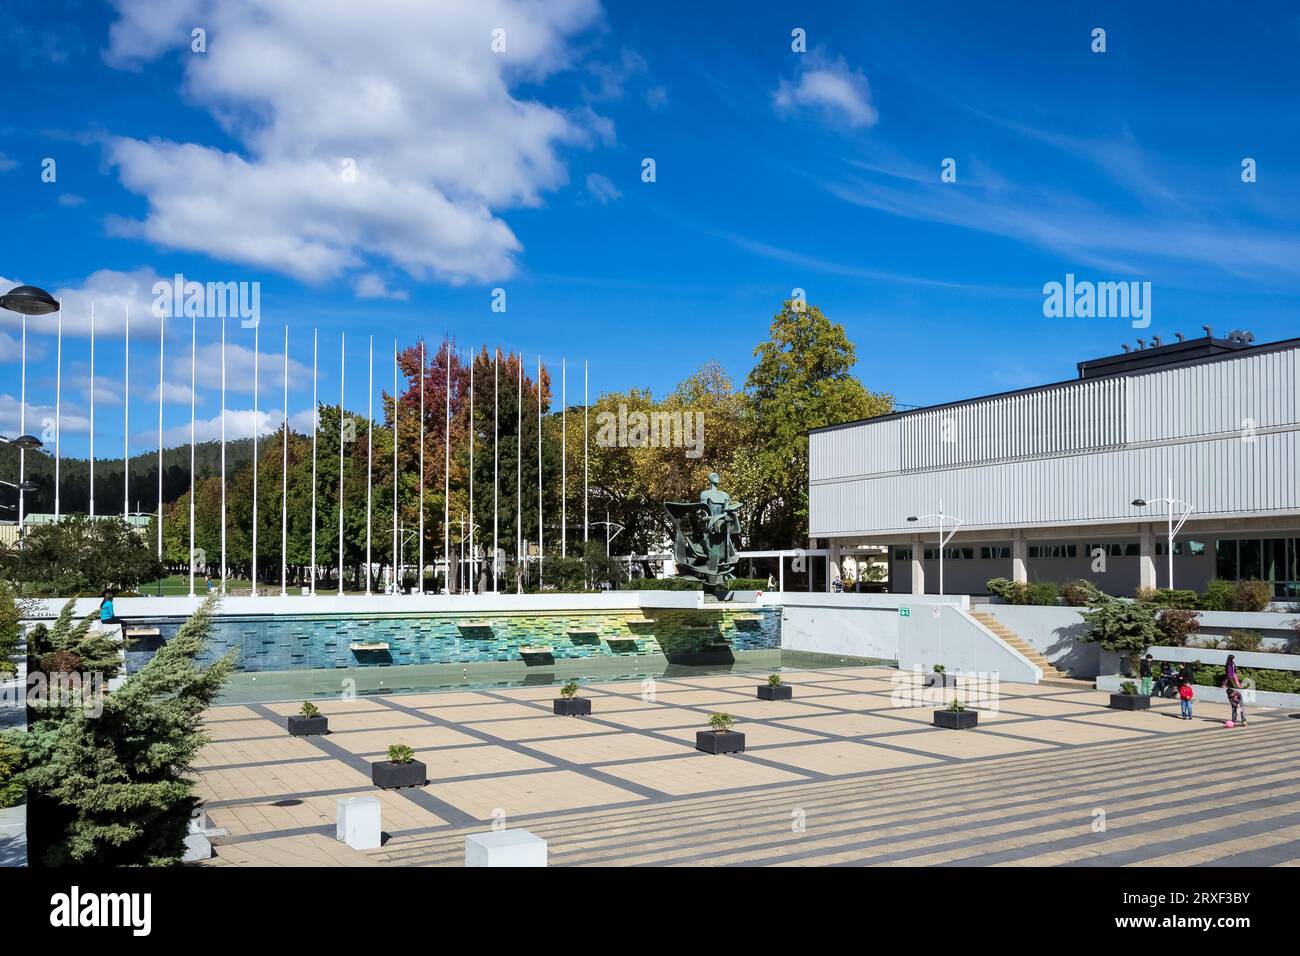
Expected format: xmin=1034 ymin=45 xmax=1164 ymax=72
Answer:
xmin=1178 ymin=680 xmax=1194 ymax=720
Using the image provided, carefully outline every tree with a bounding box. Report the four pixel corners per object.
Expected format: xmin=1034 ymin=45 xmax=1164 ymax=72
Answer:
xmin=17 ymin=595 xmax=236 ymax=866
xmin=9 ymin=515 xmax=164 ymax=596
xmin=1078 ymin=594 xmax=1158 ymax=673
xmin=0 ymin=580 xmax=30 ymax=676
xmin=736 ymin=301 xmax=892 ymax=549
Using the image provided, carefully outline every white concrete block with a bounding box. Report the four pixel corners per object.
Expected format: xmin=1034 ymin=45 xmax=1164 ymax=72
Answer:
xmin=465 ymin=828 xmax=547 ymax=867
xmin=181 ymin=832 xmax=212 ymax=863
xmin=336 ymin=796 xmax=382 ymax=850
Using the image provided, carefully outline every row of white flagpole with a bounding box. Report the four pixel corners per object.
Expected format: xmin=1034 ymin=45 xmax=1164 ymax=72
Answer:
xmin=24 ymin=307 xmax=592 ymax=597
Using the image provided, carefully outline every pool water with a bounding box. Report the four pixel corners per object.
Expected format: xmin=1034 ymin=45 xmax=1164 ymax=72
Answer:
xmin=216 ymin=649 xmax=891 ymax=705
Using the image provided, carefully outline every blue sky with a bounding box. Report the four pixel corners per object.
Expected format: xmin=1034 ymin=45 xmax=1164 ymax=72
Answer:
xmin=3 ymin=0 xmax=1300 ymax=460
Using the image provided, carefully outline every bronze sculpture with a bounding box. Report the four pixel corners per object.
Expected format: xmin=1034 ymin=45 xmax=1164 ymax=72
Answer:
xmin=664 ymin=472 xmax=742 ymax=597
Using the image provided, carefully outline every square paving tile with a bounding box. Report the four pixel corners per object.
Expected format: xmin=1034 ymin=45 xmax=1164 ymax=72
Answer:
xmin=524 ymin=732 xmax=694 ymax=763
xmin=880 ymin=729 xmax=1054 ymax=759
xmin=464 ymin=716 xmax=619 ymax=742
xmin=990 ymin=718 xmax=1151 ymax=746
xmin=321 ymin=710 xmax=430 ymax=733
xmin=599 ymin=753 xmax=809 ymax=796
xmin=595 ymin=707 xmax=714 ymax=731
xmin=411 ymin=702 xmax=550 ymax=722
xmin=201 ymin=717 xmax=284 ymax=741
xmin=754 ymin=740 xmax=940 ymax=775
xmin=420 ymin=743 xmax=554 ymax=781
xmin=424 ymin=769 xmax=646 ymax=818
xmin=770 ymin=711 xmax=937 ymax=738
xmin=996 ymin=697 xmax=1101 ymax=718
xmin=328 ymin=725 xmax=484 ymax=755
xmin=707 ymin=700 xmax=843 ymax=721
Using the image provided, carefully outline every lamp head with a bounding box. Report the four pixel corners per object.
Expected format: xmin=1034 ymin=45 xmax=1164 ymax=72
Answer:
xmin=0 ymin=285 xmax=59 ymax=316
xmin=1131 ymin=498 xmax=1148 ymax=507
xmin=906 ymin=516 xmax=918 ymax=522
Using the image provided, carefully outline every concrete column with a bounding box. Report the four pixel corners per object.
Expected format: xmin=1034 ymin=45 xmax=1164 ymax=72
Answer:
xmin=826 ymin=539 xmax=841 ymax=592
xmin=910 ymin=534 xmax=925 ymax=595
xmin=1011 ymin=530 xmax=1028 ymax=584
xmin=1138 ymin=523 xmax=1157 ymax=591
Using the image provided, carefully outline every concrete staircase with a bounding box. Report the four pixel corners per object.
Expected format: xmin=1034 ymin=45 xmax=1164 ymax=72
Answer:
xmin=970 ymin=611 xmax=1067 ymax=681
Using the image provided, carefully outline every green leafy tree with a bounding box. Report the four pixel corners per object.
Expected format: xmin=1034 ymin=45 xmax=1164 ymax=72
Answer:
xmin=736 ymin=301 xmax=892 ymax=548
xmin=17 ymin=595 xmax=236 ymax=866
xmin=10 ymin=516 xmax=163 ymax=597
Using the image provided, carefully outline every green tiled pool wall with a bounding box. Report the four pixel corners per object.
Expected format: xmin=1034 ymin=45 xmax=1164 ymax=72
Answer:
xmin=189 ymin=605 xmax=781 ymax=671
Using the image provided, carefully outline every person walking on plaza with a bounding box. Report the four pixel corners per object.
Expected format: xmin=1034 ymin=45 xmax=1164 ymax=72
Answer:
xmin=1178 ymin=679 xmax=1194 ymax=720
xmin=1223 ymin=654 xmax=1247 ymax=726
xmin=1140 ymin=654 xmax=1154 ymax=697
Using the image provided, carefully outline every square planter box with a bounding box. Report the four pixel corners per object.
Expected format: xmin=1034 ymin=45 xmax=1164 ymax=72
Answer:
xmin=696 ymin=730 xmax=745 ymax=755
xmin=553 ymin=697 xmax=592 ymax=716
xmin=1109 ymin=693 xmax=1150 ymax=711
xmin=932 ymin=709 xmax=978 ymax=730
xmin=757 ymin=684 xmax=793 ymax=701
xmin=371 ymin=759 xmax=427 ymax=790
xmin=287 ymin=714 xmax=329 ymax=737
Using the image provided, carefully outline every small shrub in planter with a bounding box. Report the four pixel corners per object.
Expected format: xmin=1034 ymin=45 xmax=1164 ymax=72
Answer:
xmin=1109 ymin=680 xmax=1150 ymax=711
xmin=932 ymin=697 xmax=978 ymax=730
xmin=1225 ymin=629 xmax=1263 ymax=653
xmin=1061 ymin=579 xmax=1101 ymax=607
xmin=696 ymin=712 xmax=744 ymax=754
xmin=287 ymin=700 xmax=329 ymax=736
xmin=372 ymin=743 xmax=427 ymax=789
xmin=757 ymin=672 xmax=792 ymax=700
xmin=553 ymin=679 xmax=592 ymax=716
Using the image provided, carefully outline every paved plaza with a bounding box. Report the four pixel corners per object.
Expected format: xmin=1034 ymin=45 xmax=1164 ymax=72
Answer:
xmin=193 ymin=667 xmax=1300 ymax=867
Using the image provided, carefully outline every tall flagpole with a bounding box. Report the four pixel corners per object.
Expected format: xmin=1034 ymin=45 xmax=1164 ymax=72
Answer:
xmin=88 ymin=302 xmax=95 ymax=518
xmin=392 ymin=339 xmax=398 ymax=593
xmin=338 ymin=333 xmax=345 ymax=596
xmin=54 ymin=304 xmax=61 ymax=521
xmin=516 ymin=356 xmax=522 ymax=593
xmin=123 ymin=306 xmax=130 ymax=523
xmin=280 ymin=325 xmax=288 ymax=596
xmin=443 ymin=341 xmax=450 ymax=592
xmin=537 ymin=354 xmax=543 ymax=589
xmin=251 ymin=318 xmax=259 ymax=596
xmin=584 ymin=360 xmax=589 ymax=547
xmin=493 ymin=350 xmax=498 ymax=592
xmin=220 ymin=316 xmax=226 ymax=592
xmin=418 ymin=339 xmax=425 ymax=594
xmin=17 ymin=314 xmax=26 ymax=538
xmin=188 ymin=314 xmax=196 ymax=597
xmin=310 ymin=328 xmax=318 ymax=595
xmin=468 ymin=350 xmax=475 ymax=593
xmin=366 ymin=335 xmax=373 ymax=596
xmin=157 ymin=312 xmax=164 ymax=560
xmin=561 ymin=357 xmax=566 ymax=559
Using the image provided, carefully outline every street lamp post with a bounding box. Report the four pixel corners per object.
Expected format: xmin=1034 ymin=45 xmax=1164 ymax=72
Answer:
xmin=906 ymin=498 xmax=964 ymax=596
xmin=1132 ymin=479 xmax=1194 ymax=590
xmin=1 ymin=285 xmax=59 ymax=542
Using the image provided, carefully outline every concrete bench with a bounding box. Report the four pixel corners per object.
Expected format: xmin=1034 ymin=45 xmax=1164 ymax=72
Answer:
xmin=465 ymin=828 xmax=546 ymax=867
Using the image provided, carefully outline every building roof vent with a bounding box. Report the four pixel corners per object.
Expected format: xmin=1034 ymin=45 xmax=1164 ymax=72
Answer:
xmin=1227 ymin=329 xmax=1256 ymax=345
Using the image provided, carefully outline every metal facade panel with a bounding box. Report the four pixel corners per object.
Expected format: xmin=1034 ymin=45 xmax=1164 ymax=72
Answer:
xmin=809 ymin=344 xmax=1300 ymax=536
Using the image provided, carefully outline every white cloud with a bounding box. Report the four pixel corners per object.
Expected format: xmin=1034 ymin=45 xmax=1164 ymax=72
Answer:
xmin=58 ymin=193 xmax=86 ymax=207
xmin=0 ymin=394 xmax=89 ymax=438
xmin=0 ymin=154 xmax=18 ymax=173
xmin=162 ymin=407 xmax=301 ymax=446
xmin=102 ymin=0 xmax=607 ymax=284
xmin=585 ymin=172 xmax=621 ymax=205
xmin=774 ymin=53 xmax=878 ymax=129
xmin=354 ymin=273 xmax=409 ymax=301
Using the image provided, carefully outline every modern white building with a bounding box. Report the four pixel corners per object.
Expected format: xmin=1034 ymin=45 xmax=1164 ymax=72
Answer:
xmin=809 ymin=331 xmax=1300 ymax=598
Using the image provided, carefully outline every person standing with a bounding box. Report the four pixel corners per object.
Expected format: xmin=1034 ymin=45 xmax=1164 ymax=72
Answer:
xmin=1140 ymin=654 xmax=1154 ymax=697
xmin=1223 ymin=654 xmax=1247 ymax=726
xmin=1178 ymin=679 xmax=1194 ymax=720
